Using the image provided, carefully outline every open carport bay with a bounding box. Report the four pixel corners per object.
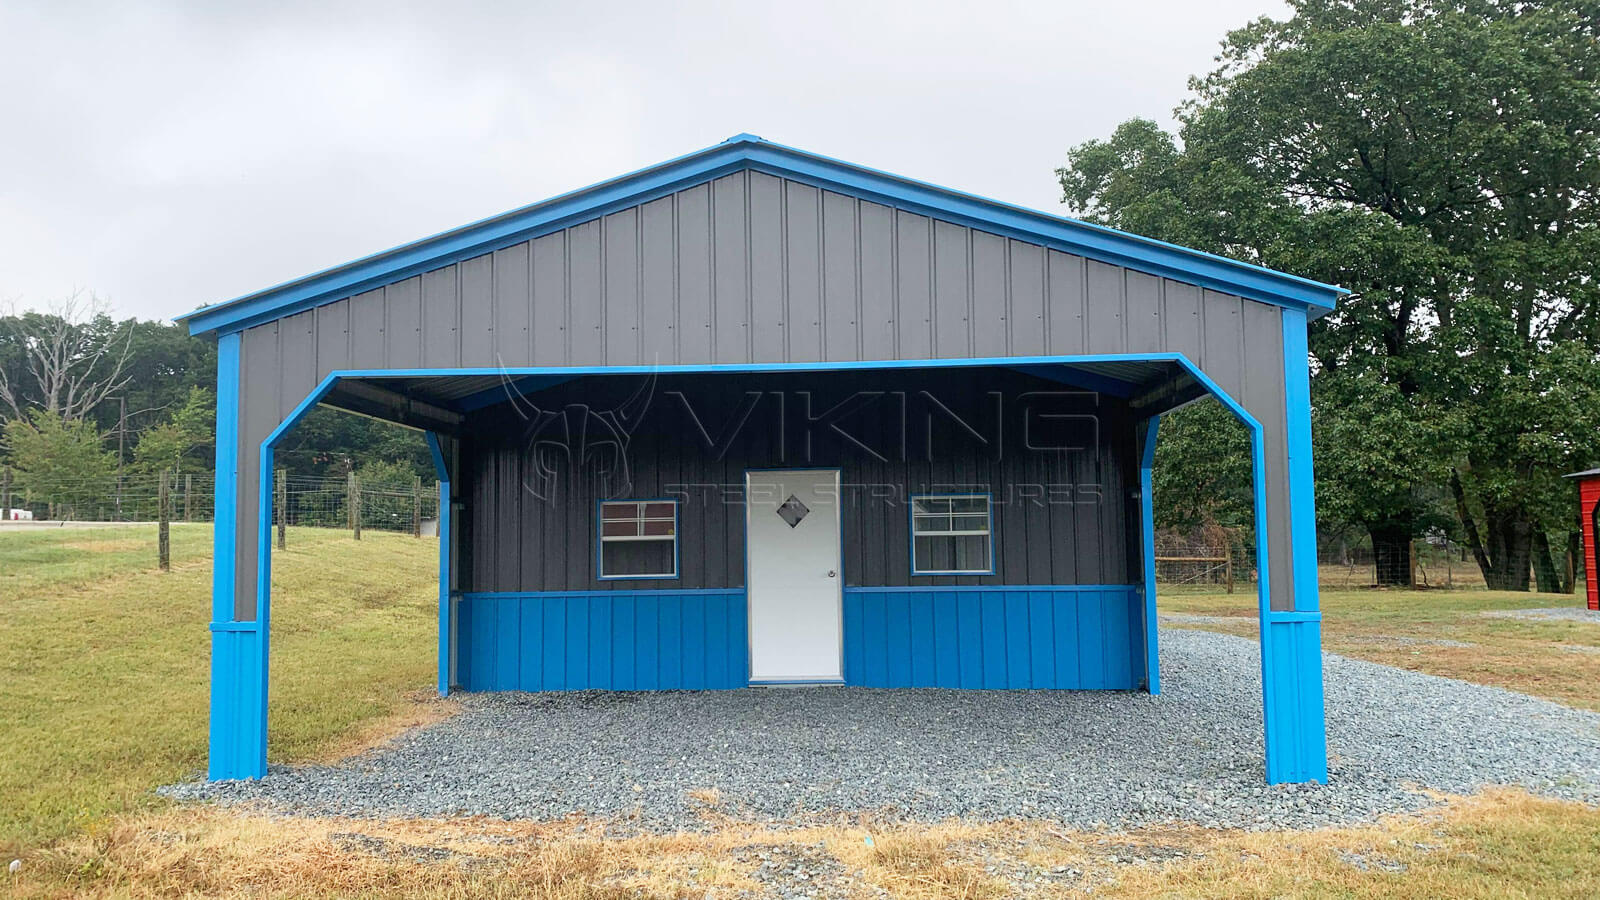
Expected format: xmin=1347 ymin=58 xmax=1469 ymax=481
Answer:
xmin=171 ymin=629 xmax=1600 ymax=831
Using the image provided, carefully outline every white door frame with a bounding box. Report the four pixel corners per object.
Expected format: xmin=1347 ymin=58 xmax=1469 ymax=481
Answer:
xmin=744 ymin=467 xmax=844 ymax=683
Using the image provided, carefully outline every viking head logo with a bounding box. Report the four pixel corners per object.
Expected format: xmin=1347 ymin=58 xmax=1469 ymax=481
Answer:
xmin=494 ymin=368 xmax=658 ymax=504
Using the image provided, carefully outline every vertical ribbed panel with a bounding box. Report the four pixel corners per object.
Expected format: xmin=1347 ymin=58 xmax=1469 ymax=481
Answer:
xmin=208 ymin=625 xmax=266 ymax=780
xmin=455 ymin=590 xmax=748 ymax=691
xmin=841 ymin=586 xmax=1143 ymax=689
xmin=231 ymin=170 xmax=1298 ymax=618
xmin=1260 ymin=615 xmax=1328 ymax=783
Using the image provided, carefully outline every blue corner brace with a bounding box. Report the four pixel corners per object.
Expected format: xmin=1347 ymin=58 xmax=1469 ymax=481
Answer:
xmin=1261 ymin=308 xmax=1329 ymax=785
xmin=207 ymin=331 xmax=269 ymax=780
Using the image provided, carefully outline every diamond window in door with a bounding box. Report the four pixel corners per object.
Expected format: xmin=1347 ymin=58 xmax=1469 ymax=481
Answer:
xmin=776 ymin=494 xmax=810 ymax=528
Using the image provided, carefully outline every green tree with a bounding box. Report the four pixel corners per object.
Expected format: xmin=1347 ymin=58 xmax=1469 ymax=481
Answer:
xmin=1059 ymin=0 xmax=1600 ymax=589
xmin=131 ymin=387 xmax=214 ymax=476
xmin=2 ymin=409 xmax=117 ymax=519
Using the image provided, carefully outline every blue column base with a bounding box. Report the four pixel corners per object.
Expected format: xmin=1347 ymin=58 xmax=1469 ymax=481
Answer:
xmin=1260 ymin=613 xmax=1328 ymax=784
xmin=208 ymin=622 xmax=267 ymax=780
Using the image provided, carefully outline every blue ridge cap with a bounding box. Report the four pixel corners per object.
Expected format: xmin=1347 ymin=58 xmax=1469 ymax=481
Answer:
xmin=176 ymin=134 xmax=1346 ymax=336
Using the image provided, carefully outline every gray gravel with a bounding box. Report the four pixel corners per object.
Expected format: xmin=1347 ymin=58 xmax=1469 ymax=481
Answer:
xmin=165 ymin=629 xmax=1600 ymax=831
xmin=1482 ymin=607 xmax=1600 ymax=625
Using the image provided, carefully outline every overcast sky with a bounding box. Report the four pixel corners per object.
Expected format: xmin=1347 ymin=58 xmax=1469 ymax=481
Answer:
xmin=0 ymin=0 xmax=1286 ymax=323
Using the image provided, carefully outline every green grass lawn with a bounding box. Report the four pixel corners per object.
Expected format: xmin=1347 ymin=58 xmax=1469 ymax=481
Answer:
xmin=0 ymin=525 xmax=439 ymax=858
xmin=3 ymin=528 xmax=1598 ymax=898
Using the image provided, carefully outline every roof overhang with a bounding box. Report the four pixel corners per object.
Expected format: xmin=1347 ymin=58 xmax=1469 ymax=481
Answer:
xmin=177 ymin=134 xmax=1347 ymax=337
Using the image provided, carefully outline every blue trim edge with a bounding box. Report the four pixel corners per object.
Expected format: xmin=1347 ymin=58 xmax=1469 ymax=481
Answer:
xmin=1140 ymin=416 xmax=1160 ymax=695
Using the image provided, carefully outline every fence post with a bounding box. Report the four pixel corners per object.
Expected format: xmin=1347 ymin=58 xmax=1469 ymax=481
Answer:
xmin=1225 ymin=548 xmax=1235 ymax=594
xmin=1409 ymin=540 xmax=1419 ymax=588
xmin=276 ymin=468 xmax=287 ymax=550
xmin=412 ymin=475 xmax=423 ymax=538
xmin=351 ymin=473 xmax=362 ymax=541
xmin=1 ymin=466 xmax=10 ymax=520
xmin=158 ymin=470 xmax=171 ymax=571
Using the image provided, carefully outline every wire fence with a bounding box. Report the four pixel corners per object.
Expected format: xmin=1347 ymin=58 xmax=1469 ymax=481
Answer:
xmin=1 ymin=472 xmax=440 ymax=536
xmin=2 ymin=475 xmax=1577 ymax=594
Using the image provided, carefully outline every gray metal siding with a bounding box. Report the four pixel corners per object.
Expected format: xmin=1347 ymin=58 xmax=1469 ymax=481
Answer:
xmin=454 ymin=369 xmax=1135 ymax=594
xmin=227 ymin=169 xmax=1302 ymax=619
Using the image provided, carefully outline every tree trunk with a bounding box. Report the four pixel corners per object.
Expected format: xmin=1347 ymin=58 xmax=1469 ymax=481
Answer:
xmin=1451 ymin=469 xmax=1534 ymax=592
xmin=1532 ymin=531 xmax=1564 ymax=594
xmin=1370 ymin=522 xmax=1413 ymax=586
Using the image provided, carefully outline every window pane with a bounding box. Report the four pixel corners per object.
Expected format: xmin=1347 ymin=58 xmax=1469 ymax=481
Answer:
xmin=913 ymin=535 xmax=953 ymax=573
xmin=641 ymin=519 xmax=676 ymax=537
xmin=602 ymin=540 xmax=674 ymax=577
xmin=949 ymin=496 xmax=987 ymax=514
xmin=952 ymin=515 xmax=989 ymax=533
xmin=954 ymin=534 xmax=989 ymax=571
xmin=642 ymin=502 xmax=675 ymax=519
xmin=913 ymin=514 xmax=950 ymax=533
xmin=601 ymin=502 xmax=636 ymax=520
xmin=602 ymin=520 xmax=638 ymax=538
xmin=912 ymin=497 xmax=950 ymax=515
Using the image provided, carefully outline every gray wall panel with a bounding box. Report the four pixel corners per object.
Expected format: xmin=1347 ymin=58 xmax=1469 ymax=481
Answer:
xmin=349 ymin=289 xmax=386 ymax=368
xmin=603 ymin=208 xmax=641 ymax=365
xmin=822 ymin=190 xmax=859 ymax=361
xmin=784 ymin=181 xmax=823 ymax=362
xmin=895 ymin=211 xmax=934 ymax=358
xmin=567 ymin=220 xmax=603 ymax=365
xmin=492 ymin=244 xmax=531 ymax=365
xmin=1085 ymin=261 xmax=1126 ymax=352
xmin=858 ymin=201 xmax=896 ymax=357
xmin=640 ymin=197 xmax=677 ymax=364
xmin=458 ymin=368 xmax=1133 ymax=593
xmin=420 ymin=268 xmax=458 ymax=369
xmin=1046 ymin=250 xmax=1085 ymax=355
xmin=712 ymin=175 xmax=750 ymax=363
xmin=749 ymin=173 xmax=786 ymax=363
xmin=1008 ymin=241 xmax=1046 ymax=356
xmin=933 ymin=220 xmax=969 ymax=358
xmin=384 ymin=277 xmax=423 ymax=368
xmin=1125 ymin=272 xmax=1162 ymax=354
xmin=972 ymin=231 xmax=1008 ymax=357
xmin=458 ymin=255 xmax=494 ymax=366
xmin=676 ymin=187 xmax=714 ymax=364
xmin=531 ymin=233 xmax=567 ymax=365
xmin=226 ymin=170 xmax=1308 ymax=617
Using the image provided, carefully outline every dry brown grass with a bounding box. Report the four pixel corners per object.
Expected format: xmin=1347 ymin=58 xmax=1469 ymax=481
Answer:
xmin=7 ymin=789 xmax=1596 ymax=899
xmin=1162 ymin=587 xmax=1600 ymax=711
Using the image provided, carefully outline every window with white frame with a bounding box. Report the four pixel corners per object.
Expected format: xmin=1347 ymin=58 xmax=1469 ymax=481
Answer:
xmin=910 ymin=494 xmax=993 ymax=575
xmin=599 ymin=499 xmax=678 ymax=579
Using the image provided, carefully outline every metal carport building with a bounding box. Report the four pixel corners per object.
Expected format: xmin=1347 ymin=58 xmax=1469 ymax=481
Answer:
xmin=180 ymin=134 xmax=1341 ymax=786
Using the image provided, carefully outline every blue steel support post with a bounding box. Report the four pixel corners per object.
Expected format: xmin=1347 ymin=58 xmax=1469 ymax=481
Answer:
xmin=1140 ymin=417 xmax=1160 ymax=694
xmin=1260 ymin=309 xmax=1329 ymax=784
xmin=427 ymin=432 xmax=452 ymax=696
xmin=208 ymin=332 xmax=267 ymax=780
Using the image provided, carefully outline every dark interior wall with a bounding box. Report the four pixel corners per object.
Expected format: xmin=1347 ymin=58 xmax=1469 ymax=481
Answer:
xmin=457 ymin=367 xmax=1139 ymax=593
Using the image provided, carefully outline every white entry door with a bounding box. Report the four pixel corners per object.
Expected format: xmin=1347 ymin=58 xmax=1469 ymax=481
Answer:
xmin=746 ymin=469 xmax=843 ymax=683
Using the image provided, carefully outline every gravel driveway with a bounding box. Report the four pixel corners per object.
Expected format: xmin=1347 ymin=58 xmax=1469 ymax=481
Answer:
xmin=169 ymin=629 xmax=1600 ymax=831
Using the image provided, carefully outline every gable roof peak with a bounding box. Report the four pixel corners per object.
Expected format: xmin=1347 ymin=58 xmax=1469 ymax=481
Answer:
xmin=177 ymin=134 xmax=1344 ymax=336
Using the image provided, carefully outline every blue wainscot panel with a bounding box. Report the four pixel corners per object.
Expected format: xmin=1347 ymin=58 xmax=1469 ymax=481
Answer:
xmin=842 ymin=586 xmax=1146 ymax=689
xmin=456 ymin=590 xmax=748 ymax=691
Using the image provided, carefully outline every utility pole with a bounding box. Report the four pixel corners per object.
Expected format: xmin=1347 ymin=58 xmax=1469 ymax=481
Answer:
xmin=276 ymin=468 xmax=287 ymax=550
xmin=157 ymin=470 xmax=171 ymax=571
xmin=115 ymin=396 xmax=126 ymax=519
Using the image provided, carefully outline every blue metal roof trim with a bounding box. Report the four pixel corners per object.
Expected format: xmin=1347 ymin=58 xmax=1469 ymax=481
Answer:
xmin=177 ymin=134 xmax=1346 ymax=337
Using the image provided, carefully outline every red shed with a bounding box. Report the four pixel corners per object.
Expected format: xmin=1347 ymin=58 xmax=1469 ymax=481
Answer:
xmin=1569 ymin=468 xmax=1600 ymax=611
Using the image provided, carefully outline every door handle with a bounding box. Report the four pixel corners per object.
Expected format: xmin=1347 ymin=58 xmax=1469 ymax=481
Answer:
xmin=826 ymin=570 xmax=837 ymax=578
